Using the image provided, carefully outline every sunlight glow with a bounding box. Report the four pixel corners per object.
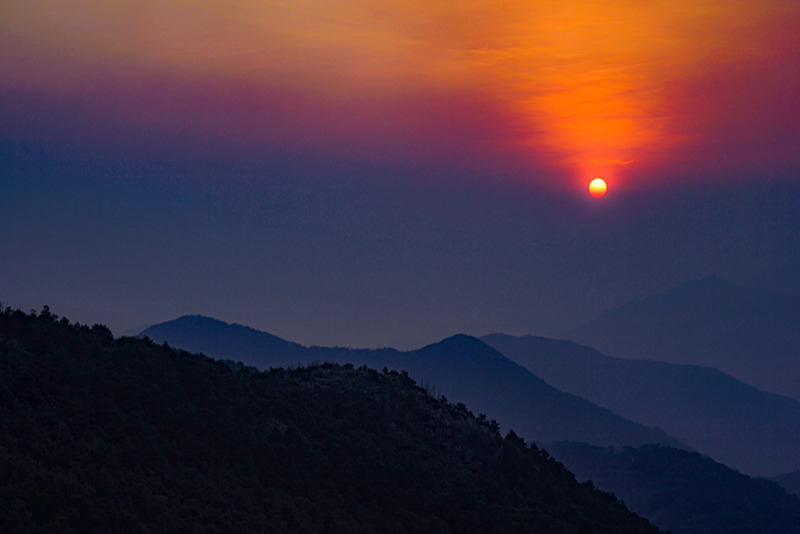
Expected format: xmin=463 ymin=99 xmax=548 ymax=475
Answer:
xmin=1 ymin=1 xmax=798 ymax=190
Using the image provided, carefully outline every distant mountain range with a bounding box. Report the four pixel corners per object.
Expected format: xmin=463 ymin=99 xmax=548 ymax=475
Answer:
xmin=482 ymin=333 xmax=800 ymax=477
xmin=141 ymin=316 xmax=683 ymax=450
xmin=561 ymin=275 xmax=800 ymax=400
xmin=548 ymin=442 xmax=800 ymax=534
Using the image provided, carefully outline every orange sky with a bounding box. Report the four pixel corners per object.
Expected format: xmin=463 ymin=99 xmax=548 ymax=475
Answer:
xmin=2 ymin=0 xmax=799 ymax=191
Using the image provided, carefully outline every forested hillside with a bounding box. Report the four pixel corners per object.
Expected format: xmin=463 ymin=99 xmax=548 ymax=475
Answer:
xmin=0 ymin=307 xmax=662 ymax=533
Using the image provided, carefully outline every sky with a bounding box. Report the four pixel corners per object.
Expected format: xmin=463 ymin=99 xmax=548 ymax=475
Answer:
xmin=2 ymin=1 xmax=800 ymax=348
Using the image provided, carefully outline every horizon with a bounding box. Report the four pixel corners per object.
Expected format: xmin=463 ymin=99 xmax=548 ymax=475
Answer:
xmin=7 ymin=259 xmax=800 ymax=351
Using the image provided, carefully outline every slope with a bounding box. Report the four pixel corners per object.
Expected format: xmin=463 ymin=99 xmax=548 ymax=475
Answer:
xmin=141 ymin=314 xmax=309 ymax=366
xmin=561 ymin=275 xmax=800 ymax=399
xmin=482 ymin=333 xmax=800 ymax=476
xmin=142 ymin=316 xmax=684 ymax=449
xmin=772 ymin=471 xmax=800 ymax=498
xmin=548 ymin=442 xmax=800 ymax=534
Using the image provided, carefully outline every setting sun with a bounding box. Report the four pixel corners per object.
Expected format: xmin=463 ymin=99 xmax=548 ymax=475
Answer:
xmin=589 ymin=178 xmax=607 ymax=198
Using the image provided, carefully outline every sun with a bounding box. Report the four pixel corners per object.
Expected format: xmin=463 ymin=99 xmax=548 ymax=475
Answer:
xmin=588 ymin=178 xmax=607 ymax=198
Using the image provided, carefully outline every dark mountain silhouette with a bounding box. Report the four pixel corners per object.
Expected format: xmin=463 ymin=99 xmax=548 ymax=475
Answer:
xmin=482 ymin=333 xmax=800 ymax=477
xmin=773 ymin=471 xmax=800 ymax=498
xmin=548 ymin=442 xmax=800 ymax=534
xmin=561 ymin=275 xmax=800 ymax=400
xmin=1 ymin=306 xmax=664 ymax=533
xmin=141 ymin=316 xmax=684 ymax=449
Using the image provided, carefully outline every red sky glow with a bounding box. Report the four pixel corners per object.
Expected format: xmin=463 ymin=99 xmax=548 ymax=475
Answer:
xmin=2 ymin=1 xmax=799 ymax=191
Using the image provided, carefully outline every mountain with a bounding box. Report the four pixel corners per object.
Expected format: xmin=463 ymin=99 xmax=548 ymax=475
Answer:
xmin=773 ymin=471 xmax=800 ymax=498
xmin=142 ymin=314 xmax=309 ymax=366
xmin=0 ymin=307 xmax=664 ymax=533
xmin=561 ymin=275 xmax=800 ymax=400
xmin=482 ymin=333 xmax=800 ymax=477
xmin=547 ymin=442 xmax=800 ymax=534
xmin=141 ymin=316 xmax=684 ymax=449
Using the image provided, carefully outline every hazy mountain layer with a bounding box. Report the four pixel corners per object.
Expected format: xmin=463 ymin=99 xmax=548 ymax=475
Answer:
xmin=142 ymin=316 xmax=684 ymax=449
xmin=562 ymin=276 xmax=800 ymax=399
xmin=483 ymin=333 xmax=800 ymax=476
xmin=0 ymin=307 xmax=663 ymax=533
xmin=548 ymin=442 xmax=800 ymax=534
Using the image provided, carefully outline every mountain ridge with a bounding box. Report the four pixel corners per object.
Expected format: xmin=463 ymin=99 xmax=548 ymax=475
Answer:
xmin=141 ymin=316 xmax=685 ymax=450
xmin=561 ymin=276 xmax=800 ymax=399
xmin=482 ymin=332 xmax=800 ymax=477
